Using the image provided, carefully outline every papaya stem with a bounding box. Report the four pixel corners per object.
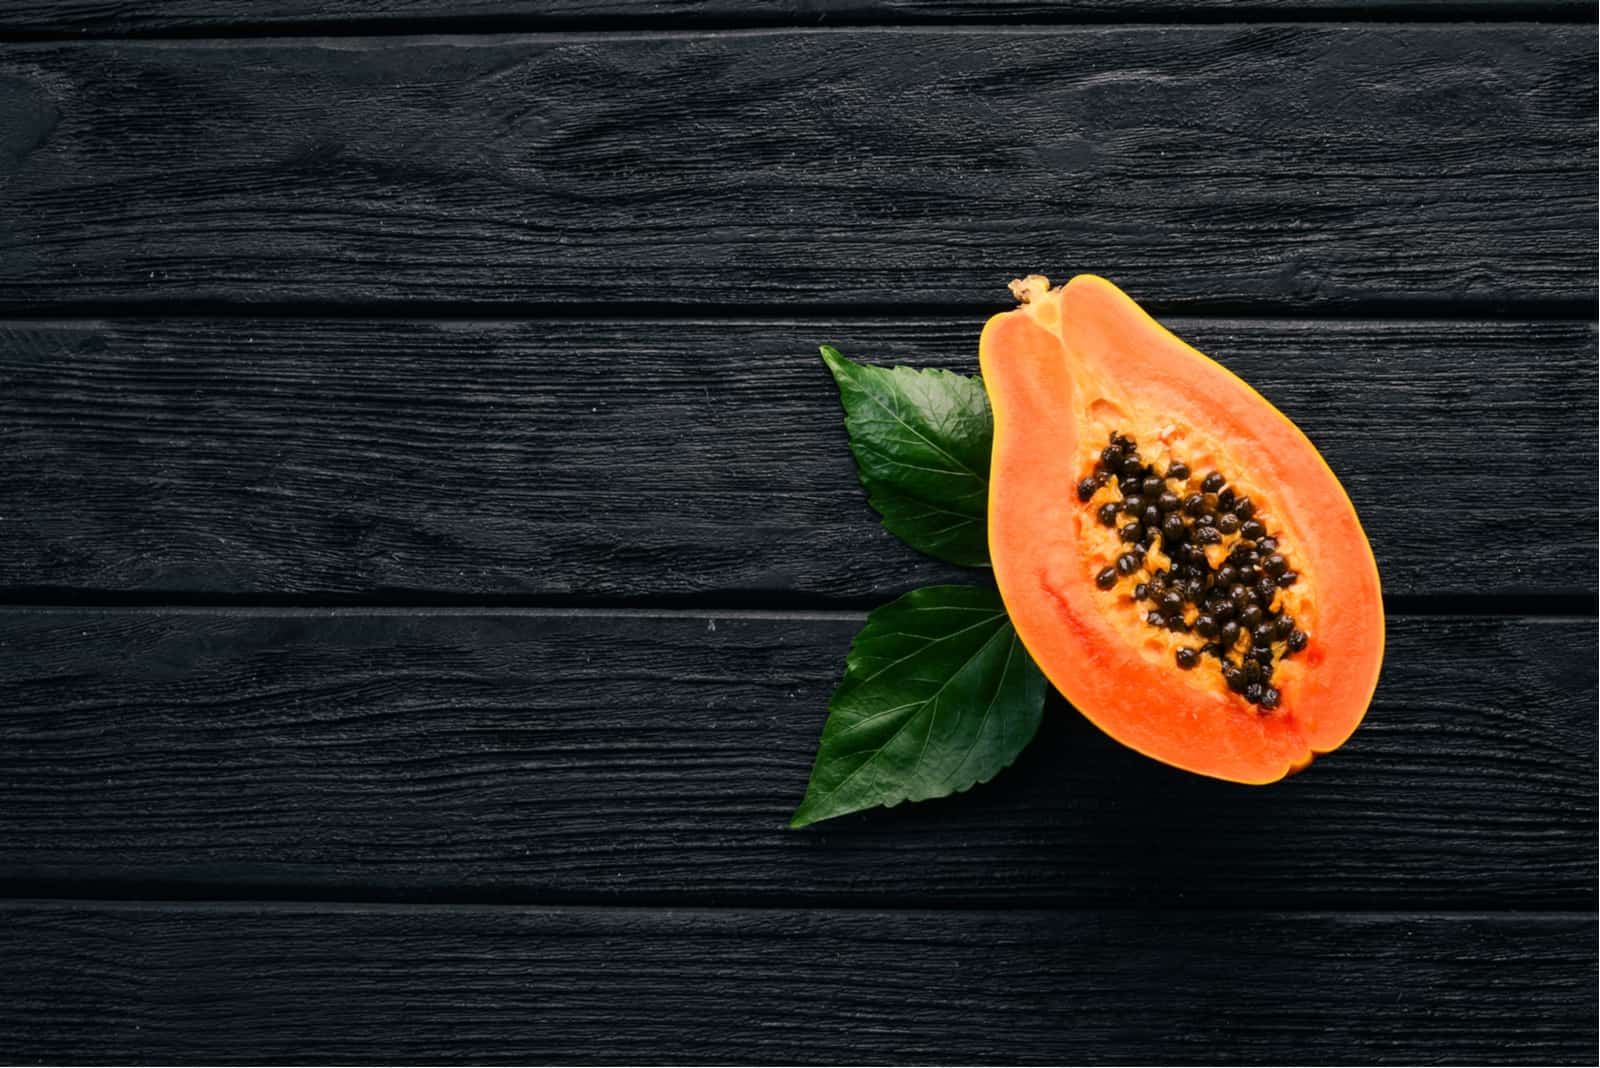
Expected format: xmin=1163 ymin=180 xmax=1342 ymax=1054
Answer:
xmin=1008 ymin=275 xmax=1053 ymax=304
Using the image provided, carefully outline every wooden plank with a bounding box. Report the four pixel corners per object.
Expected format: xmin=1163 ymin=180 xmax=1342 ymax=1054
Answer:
xmin=4 ymin=1 xmax=1591 ymax=34
xmin=2 ymin=317 xmax=1592 ymax=600
xmin=0 ymin=609 xmax=1591 ymax=907
xmin=0 ymin=28 xmax=1592 ymax=309
xmin=0 ymin=901 xmax=1592 ymax=1063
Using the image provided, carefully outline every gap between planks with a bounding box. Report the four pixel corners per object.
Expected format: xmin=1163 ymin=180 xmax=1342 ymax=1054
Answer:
xmin=0 ymin=595 xmax=1593 ymax=619
xmin=0 ymin=300 xmax=1595 ymax=324
xmin=0 ymin=896 xmax=1591 ymax=920
xmin=1 ymin=8 xmax=1595 ymax=45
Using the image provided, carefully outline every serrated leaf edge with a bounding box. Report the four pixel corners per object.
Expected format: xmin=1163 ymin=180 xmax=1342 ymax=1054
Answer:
xmin=790 ymin=588 xmax=1043 ymax=828
xmin=820 ymin=346 xmax=992 ymax=568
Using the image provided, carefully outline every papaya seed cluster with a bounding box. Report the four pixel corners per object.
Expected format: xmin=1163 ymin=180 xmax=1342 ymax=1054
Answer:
xmin=1078 ymin=431 xmax=1309 ymax=710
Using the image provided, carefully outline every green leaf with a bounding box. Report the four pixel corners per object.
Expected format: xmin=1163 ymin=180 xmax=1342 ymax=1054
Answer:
xmin=791 ymin=584 xmax=1047 ymax=828
xmin=821 ymin=345 xmax=993 ymax=568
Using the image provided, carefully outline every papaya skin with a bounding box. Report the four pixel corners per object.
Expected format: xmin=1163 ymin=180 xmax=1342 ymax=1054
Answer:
xmin=981 ymin=275 xmax=1384 ymax=784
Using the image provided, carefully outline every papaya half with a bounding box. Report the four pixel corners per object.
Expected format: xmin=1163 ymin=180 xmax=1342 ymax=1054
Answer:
xmin=980 ymin=275 xmax=1383 ymax=784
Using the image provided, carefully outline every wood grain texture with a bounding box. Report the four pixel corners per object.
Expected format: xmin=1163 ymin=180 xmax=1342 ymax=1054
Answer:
xmin=2 ymin=317 xmax=1593 ymax=600
xmin=0 ymin=28 xmax=1593 ymax=309
xmin=1 ymin=901 xmax=1593 ymax=1064
xmin=4 ymin=0 xmax=1591 ymax=33
xmin=1 ymin=609 xmax=1591 ymax=907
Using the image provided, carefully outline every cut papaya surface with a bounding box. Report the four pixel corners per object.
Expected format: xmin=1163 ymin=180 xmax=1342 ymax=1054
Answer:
xmin=980 ymin=275 xmax=1384 ymax=784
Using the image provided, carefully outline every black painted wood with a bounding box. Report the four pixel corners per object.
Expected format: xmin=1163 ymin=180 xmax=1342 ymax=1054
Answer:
xmin=4 ymin=0 xmax=1591 ymax=34
xmin=2 ymin=317 xmax=1593 ymax=600
xmin=0 ymin=28 xmax=1592 ymax=309
xmin=1 ymin=901 xmax=1593 ymax=1064
xmin=1 ymin=609 xmax=1591 ymax=907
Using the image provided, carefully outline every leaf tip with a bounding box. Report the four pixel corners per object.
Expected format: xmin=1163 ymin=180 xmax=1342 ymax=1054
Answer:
xmin=819 ymin=344 xmax=850 ymax=374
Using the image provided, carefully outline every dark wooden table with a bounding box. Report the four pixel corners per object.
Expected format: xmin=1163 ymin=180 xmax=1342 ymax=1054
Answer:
xmin=1 ymin=2 xmax=1596 ymax=1063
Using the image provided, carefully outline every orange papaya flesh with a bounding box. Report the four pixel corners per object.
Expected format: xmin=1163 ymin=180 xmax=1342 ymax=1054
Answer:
xmin=980 ymin=275 xmax=1384 ymax=784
